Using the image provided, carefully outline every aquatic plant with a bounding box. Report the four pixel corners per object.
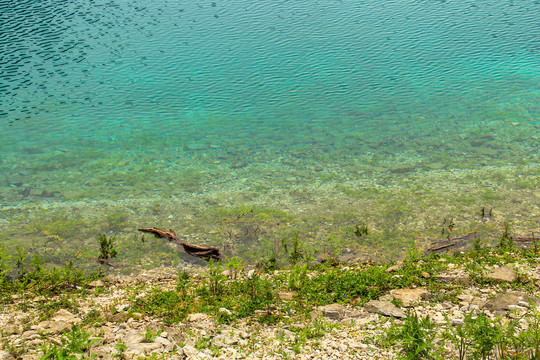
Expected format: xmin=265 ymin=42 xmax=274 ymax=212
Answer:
xmin=354 ymin=223 xmax=369 ymax=238
xmin=97 ymin=233 xmax=117 ymax=264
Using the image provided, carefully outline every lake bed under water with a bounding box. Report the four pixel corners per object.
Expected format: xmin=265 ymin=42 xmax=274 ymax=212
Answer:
xmin=0 ymin=0 xmax=539 ymax=270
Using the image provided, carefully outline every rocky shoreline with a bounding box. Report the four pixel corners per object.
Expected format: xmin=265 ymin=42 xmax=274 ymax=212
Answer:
xmin=1 ymin=247 xmax=540 ymax=359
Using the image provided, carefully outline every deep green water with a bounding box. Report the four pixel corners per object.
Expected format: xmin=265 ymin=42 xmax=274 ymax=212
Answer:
xmin=0 ymin=0 xmax=539 ymax=269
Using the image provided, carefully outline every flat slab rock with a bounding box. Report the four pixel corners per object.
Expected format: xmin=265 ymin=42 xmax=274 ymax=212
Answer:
xmin=484 ymin=291 xmax=540 ymax=312
xmin=315 ymin=304 xmax=362 ymax=320
xmin=437 ymin=271 xmax=471 ymax=285
xmin=35 ymin=309 xmax=81 ymax=335
xmin=483 ymin=265 xmax=517 ymax=283
xmin=364 ymin=300 xmax=405 ymax=318
xmin=390 ymin=288 xmax=428 ymax=307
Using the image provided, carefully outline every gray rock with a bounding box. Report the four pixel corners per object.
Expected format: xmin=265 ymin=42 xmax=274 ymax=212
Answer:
xmin=221 ymin=269 xmax=231 ymax=277
xmin=318 ymin=304 xmax=348 ymax=320
xmin=364 ymin=300 xmax=405 ymax=318
xmin=483 ymin=266 xmax=517 ymax=283
xmin=483 ymin=292 xmax=531 ymax=312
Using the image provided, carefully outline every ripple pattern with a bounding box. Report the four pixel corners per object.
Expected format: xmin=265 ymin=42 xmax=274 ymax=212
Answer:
xmin=0 ymin=0 xmax=538 ymax=130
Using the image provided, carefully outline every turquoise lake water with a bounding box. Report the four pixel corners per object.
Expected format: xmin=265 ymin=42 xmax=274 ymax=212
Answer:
xmin=0 ymin=0 xmax=539 ymax=266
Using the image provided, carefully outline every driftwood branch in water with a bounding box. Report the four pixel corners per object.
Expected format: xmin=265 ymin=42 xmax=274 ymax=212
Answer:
xmin=97 ymin=258 xmax=115 ymax=267
xmin=427 ymin=232 xmax=540 ymax=253
xmin=138 ymin=227 xmax=223 ymax=262
xmin=427 ymin=232 xmax=478 ymax=253
xmin=514 ymin=236 xmax=540 ymax=243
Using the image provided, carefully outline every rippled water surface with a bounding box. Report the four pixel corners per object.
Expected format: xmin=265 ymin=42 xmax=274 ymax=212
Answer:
xmin=0 ymin=0 xmax=539 ymax=267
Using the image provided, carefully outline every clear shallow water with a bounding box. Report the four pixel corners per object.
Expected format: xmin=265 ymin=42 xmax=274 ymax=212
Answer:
xmin=0 ymin=0 xmax=539 ymax=266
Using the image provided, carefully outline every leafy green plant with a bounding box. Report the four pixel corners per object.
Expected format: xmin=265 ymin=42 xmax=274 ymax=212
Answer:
xmin=15 ymin=246 xmax=29 ymax=279
xmin=113 ymin=339 xmax=127 ymax=359
xmin=203 ymin=260 xmax=227 ymax=297
xmin=256 ymin=252 xmax=278 ymax=272
xmin=354 ymin=223 xmax=369 ymax=238
xmin=132 ymin=289 xmax=190 ymax=324
xmin=0 ymin=244 xmax=11 ymax=285
xmin=143 ymin=327 xmax=161 ymax=343
xmin=288 ymin=233 xmax=304 ymax=265
xmin=40 ymin=326 xmax=100 ymax=359
xmin=472 ymin=236 xmax=482 ymax=252
xmin=499 ymin=222 xmax=514 ymax=249
xmin=288 ymin=263 xmax=308 ymax=291
xmin=195 ymin=336 xmax=212 ymax=351
xmin=82 ymin=309 xmax=105 ymax=327
xmin=444 ymin=312 xmax=473 ymax=360
xmin=468 ymin=312 xmax=501 ymax=360
xmin=176 ymin=270 xmax=191 ymax=295
xmin=300 ymin=263 xmax=400 ymax=306
xmin=520 ymin=302 xmax=540 ymax=359
xmin=388 ymin=311 xmax=438 ymax=360
xmin=445 ymin=311 xmax=503 ymax=360
xmin=231 ymin=274 xmax=276 ymax=321
xmin=225 ymin=256 xmax=245 ymax=280
xmin=97 ymin=233 xmax=117 ymax=262
xmin=497 ymin=318 xmax=528 ymax=359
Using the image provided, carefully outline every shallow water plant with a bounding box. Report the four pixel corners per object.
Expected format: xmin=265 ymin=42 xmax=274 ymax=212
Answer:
xmin=0 ymin=244 xmax=11 ymax=285
xmin=97 ymin=233 xmax=117 ymax=263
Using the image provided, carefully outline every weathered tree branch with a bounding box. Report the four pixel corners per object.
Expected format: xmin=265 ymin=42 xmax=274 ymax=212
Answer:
xmin=138 ymin=227 xmax=223 ymax=262
xmin=97 ymin=258 xmax=115 ymax=267
xmin=427 ymin=232 xmax=478 ymax=253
